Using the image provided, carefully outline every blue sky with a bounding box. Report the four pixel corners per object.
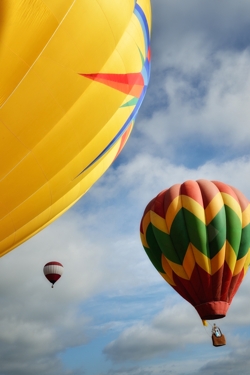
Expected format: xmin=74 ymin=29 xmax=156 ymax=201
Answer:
xmin=3 ymin=0 xmax=250 ymax=374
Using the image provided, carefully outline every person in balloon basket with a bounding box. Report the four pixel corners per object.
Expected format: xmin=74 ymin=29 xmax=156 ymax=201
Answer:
xmin=212 ymin=324 xmax=221 ymax=337
xmin=211 ymin=323 xmax=226 ymax=346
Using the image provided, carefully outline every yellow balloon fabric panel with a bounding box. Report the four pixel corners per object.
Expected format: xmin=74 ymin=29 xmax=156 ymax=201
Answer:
xmin=0 ymin=0 xmax=151 ymax=255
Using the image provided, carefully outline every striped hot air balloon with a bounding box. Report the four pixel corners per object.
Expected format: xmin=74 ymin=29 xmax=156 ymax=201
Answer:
xmin=140 ymin=180 xmax=250 ymax=321
xmin=43 ymin=261 xmax=64 ymax=288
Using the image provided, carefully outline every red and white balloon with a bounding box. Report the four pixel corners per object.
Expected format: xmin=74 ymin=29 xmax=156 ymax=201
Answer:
xmin=43 ymin=261 xmax=63 ymax=288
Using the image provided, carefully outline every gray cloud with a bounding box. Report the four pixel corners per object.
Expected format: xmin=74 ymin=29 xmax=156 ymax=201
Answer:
xmin=1 ymin=151 xmax=247 ymax=374
xmin=137 ymin=47 xmax=250 ymax=163
xmin=103 ymin=300 xmax=206 ymax=363
xmin=191 ymin=344 xmax=250 ymax=375
xmin=132 ymin=0 xmax=250 ymax=170
xmin=151 ymin=0 xmax=250 ymax=69
xmin=103 ymin=282 xmax=250 ymax=372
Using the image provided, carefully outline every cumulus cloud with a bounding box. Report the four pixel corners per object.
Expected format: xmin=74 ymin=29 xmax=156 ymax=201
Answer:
xmin=132 ymin=0 xmax=250 ymax=170
xmin=103 ymin=300 xmax=204 ymax=363
xmin=136 ymin=47 xmax=250 ymax=164
xmin=191 ymin=344 xmax=250 ymax=375
xmin=103 ymin=272 xmax=250 ymax=371
xmin=150 ymin=0 xmax=250 ymax=70
xmin=2 ymin=150 xmax=250 ymax=374
xmin=0 ymin=217 xmax=94 ymax=375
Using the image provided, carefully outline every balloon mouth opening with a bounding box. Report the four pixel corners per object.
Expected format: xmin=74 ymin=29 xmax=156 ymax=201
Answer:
xmin=195 ymin=301 xmax=229 ymax=320
xmin=200 ymin=313 xmax=225 ymax=320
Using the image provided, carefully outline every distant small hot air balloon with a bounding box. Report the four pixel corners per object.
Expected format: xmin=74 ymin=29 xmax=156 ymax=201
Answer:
xmin=43 ymin=261 xmax=63 ymax=288
xmin=140 ymin=180 xmax=250 ymax=322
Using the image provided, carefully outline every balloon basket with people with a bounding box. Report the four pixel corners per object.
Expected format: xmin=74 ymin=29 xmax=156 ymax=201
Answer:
xmin=202 ymin=320 xmax=226 ymax=347
xmin=211 ymin=323 xmax=226 ymax=347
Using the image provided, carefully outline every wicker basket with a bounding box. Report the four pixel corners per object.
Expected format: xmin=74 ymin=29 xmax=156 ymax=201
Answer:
xmin=212 ymin=328 xmax=226 ymax=347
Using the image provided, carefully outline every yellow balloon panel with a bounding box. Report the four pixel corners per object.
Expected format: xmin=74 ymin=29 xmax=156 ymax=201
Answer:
xmin=0 ymin=0 xmax=151 ymax=255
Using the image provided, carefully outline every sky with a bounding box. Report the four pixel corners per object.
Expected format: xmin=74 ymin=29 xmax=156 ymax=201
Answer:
xmin=2 ymin=0 xmax=250 ymax=374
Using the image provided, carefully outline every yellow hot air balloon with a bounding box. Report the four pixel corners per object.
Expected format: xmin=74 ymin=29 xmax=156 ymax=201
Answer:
xmin=0 ymin=0 xmax=151 ymax=255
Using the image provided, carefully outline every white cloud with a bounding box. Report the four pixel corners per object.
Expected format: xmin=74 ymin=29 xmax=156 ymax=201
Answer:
xmin=2 ymin=149 xmax=250 ymax=374
xmin=137 ymin=48 xmax=250 ymax=157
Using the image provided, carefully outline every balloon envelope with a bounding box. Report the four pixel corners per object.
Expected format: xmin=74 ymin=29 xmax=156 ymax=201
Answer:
xmin=0 ymin=0 xmax=151 ymax=255
xmin=140 ymin=180 xmax=250 ymax=320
